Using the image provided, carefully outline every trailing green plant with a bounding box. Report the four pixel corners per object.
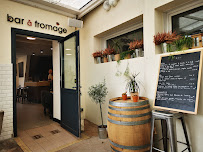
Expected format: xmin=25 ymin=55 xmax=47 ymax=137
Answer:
xmin=173 ymin=36 xmax=193 ymax=51
xmin=120 ymin=50 xmax=134 ymax=60
xmin=125 ymin=73 xmax=140 ymax=93
xmin=88 ymin=80 xmax=108 ymax=127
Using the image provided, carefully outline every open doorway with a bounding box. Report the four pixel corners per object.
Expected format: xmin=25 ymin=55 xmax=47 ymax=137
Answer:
xmin=12 ymin=28 xmax=82 ymax=142
xmin=16 ymin=34 xmax=54 ymax=132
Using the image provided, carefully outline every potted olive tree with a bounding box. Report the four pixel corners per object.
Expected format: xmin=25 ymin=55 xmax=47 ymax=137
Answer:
xmin=88 ymin=80 xmax=108 ymax=139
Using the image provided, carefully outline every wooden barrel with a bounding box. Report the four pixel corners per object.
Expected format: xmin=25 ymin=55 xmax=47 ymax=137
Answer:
xmin=107 ymin=97 xmax=151 ymax=152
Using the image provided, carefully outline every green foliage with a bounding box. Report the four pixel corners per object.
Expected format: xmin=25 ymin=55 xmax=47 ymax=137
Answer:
xmin=173 ymin=36 xmax=193 ymax=51
xmin=120 ymin=50 xmax=134 ymax=60
xmin=125 ymin=73 xmax=140 ymax=93
xmin=88 ymin=80 xmax=108 ymax=104
xmin=88 ymin=80 xmax=108 ymax=126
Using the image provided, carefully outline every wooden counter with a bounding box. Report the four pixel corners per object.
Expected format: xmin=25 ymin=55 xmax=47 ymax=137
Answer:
xmin=25 ymin=81 xmax=50 ymax=87
xmin=25 ymin=81 xmax=50 ymax=103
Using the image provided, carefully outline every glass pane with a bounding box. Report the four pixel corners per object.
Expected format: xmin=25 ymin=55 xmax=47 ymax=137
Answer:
xmin=106 ymin=28 xmax=143 ymax=53
xmin=194 ymin=37 xmax=199 ymax=47
xmin=172 ymin=6 xmax=203 ymax=35
xmin=63 ymin=36 xmax=76 ymax=89
xmin=42 ymin=0 xmax=91 ymax=10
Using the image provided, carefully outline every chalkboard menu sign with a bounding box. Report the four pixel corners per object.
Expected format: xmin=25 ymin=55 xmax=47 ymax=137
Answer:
xmin=154 ymin=50 xmax=202 ymax=114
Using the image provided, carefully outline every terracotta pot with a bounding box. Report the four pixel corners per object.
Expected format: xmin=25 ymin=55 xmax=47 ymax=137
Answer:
xmin=130 ymin=92 xmax=139 ymax=100
xmin=122 ymin=94 xmax=127 ymax=100
xmin=124 ymin=54 xmax=131 ymax=59
xmin=103 ymin=57 xmax=108 ymax=63
xmin=132 ymin=95 xmax=139 ymax=102
xmin=114 ymin=54 xmax=120 ymax=61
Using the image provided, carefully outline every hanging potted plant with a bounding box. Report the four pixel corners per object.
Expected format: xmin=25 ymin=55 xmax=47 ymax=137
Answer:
xmin=88 ymin=80 xmax=108 ymax=139
xmin=92 ymin=51 xmax=102 ymax=64
xmin=105 ymin=46 xmax=116 ymax=62
xmin=111 ymin=39 xmax=121 ymax=61
xmin=125 ymin=72 xmax=140 ymax=101
xmin=102 ymin=50 xmax=108 ymax=63
xmin=128 ymin=39 xmax=144 ymax=57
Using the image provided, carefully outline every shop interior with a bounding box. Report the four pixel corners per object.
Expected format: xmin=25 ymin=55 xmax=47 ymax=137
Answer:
xmin=16 ymin=35 xmax=54 ymax=132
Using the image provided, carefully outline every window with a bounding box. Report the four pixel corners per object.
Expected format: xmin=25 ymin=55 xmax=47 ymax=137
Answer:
xmin=106 ymin=28 xmax=143 ymax=52
xmin=172 ymin=6 xmax=203 ymax=35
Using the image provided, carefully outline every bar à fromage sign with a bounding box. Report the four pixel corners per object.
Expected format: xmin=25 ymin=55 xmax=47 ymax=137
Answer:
xmin=7 ymin=14 xmax=67 ymax=34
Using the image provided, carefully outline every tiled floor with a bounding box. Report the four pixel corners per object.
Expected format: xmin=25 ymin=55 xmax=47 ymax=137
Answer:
xmin=57 ymin=120 xmax=111 ymax=152
xmin=17 ymin=122 xmax=89 ymax=152
xmin=17 ymin=102 xmax=53 ymax=131
xmin=16 ymin=102 xmax=111 ymax=152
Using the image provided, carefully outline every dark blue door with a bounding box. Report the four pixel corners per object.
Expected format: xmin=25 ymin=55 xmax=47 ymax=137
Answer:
xmin=60 ymin=31 xmax=80 ymax=137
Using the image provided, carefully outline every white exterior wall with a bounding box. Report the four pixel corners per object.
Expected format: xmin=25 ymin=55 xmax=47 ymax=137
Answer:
xmin=0 ymin=64 xmax=13 ymax=140
xmin=80 ymin=0 xmax=203 ymax=151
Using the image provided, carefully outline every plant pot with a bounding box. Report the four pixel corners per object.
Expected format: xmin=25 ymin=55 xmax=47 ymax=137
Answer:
xmin=107 ymin=55 xmax=113 ymax=62
xmin=161 ymin=42 xmax=167 ymax=53
xmin=124 ymin=54 xmax=131 ymax=59
xmin=135 ymin=48 xmax=142 ymax=57
xmin=98 ymin=125 xmax=107 ymax=139
xmin=130 ymin=92 xmax=139 ymax=101
xmin=132 ymin=95 xmax=139 ymax=102
xmin=114 ymin=54 xmax=120 ymax=61
xmin=97 ymin=57 xmax=102 ymax=64
xmin=141 ymin=50 xmax=144 ymax=57
xmin=103 ymin=57 xmax=108 ymax=63
xmin=122 ymin=94 xmax=127 ymax=100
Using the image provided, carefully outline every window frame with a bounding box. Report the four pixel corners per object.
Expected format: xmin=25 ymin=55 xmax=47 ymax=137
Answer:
xmin=102 ymin=22 xmax=143 ymax=50
xmin=165 ymin=1 xmax=203 ymax=32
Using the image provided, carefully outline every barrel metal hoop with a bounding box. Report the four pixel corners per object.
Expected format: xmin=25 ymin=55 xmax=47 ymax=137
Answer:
xmin=109 ymin=100 xmax=149 ymax=107
xmin=108 ymin=105 xmax=150 ymax=111
xmin=108 ymin=111 xmax=151 ymax=118
xmin=108 ymin=118 xmax=151 ymax=126
xmin=110 ymin=140 xmax=150 ymax=150
xmin=110 ymin=146 xmax=121 ymax=152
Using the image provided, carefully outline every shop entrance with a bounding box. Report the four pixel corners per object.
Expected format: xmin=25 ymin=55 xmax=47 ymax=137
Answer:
xmin=11 ymin=28 xmax=81 ymax=138
xmin=16 ymin=34 xmax=54 ymax=133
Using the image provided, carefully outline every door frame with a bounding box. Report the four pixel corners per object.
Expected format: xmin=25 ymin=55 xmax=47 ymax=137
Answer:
xmin=11 ymin=28 xmax=63 ymax=137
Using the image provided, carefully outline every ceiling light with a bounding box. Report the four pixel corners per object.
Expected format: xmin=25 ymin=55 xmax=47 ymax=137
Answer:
xmin=109 ymin=0 xmax=119 ymax=7
xmin=32 ymin=53 xmax=35 ymax=56
xmin=40 ymin=50 xmax=44 ymax=53
xmin=27 ymin=37 xmax=36 ymax=40
xmin=66 ymin=54 xmax=72 ymax=55
xmin=66 ymin=49 xmax=71 ymax=50
xmin=103 ymin=1 xmax=111 ymax=11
